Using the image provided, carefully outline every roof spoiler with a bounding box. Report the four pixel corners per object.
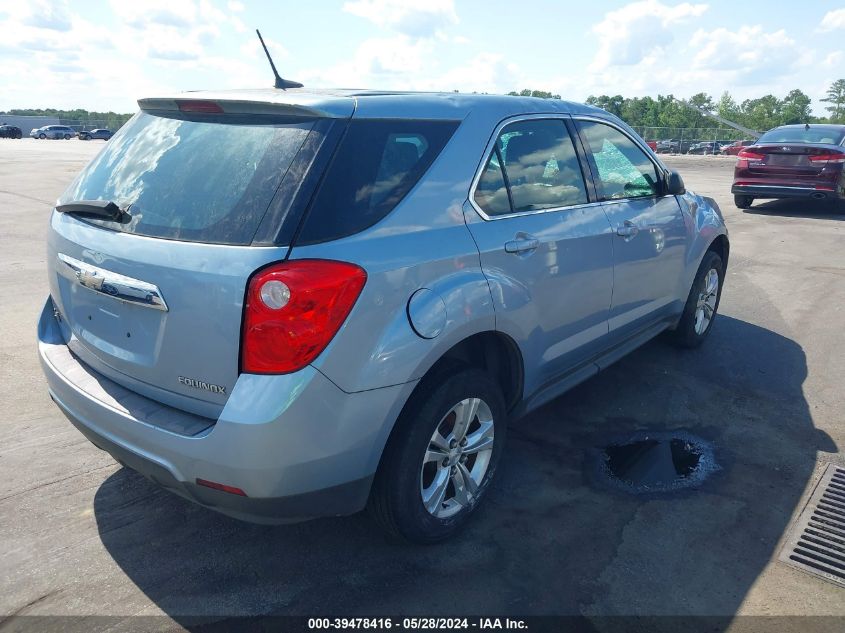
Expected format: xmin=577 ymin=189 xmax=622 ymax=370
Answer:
xmin=137 ymin=96 xmax=352 ymax=119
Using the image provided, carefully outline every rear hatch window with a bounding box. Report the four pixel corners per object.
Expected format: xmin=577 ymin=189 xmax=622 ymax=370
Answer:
xmin=60 ymin=111 xmax=314 ymax=245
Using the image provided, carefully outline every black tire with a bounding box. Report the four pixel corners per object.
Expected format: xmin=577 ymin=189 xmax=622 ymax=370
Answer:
xmin=368 ymin=366 xmax=507 ymax=543
xmin=668 ymin=250 xmax=724 ymax=349
xmin=38 ymin=133 xmax=46 ymax=139
xmin=734 ymin=194 xmax=753 ymax=209
xmin=64 ymin=134 xmax=71 ymax=140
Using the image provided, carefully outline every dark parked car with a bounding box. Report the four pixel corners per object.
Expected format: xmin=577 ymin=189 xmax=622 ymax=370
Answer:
xmin=687 ymin=141 xmax=723 ymax=155
xmin=78 ymin=129 xmax=113 ymax=141
xmin=656 ymin=139 xmax=699 ymax=154
xmin=732 ymin=124 xmax=845 ymax=208
xmin=721 ymin=140 xmax=755 ymax=156
xmin=0 ymin=124 xmax=23 ymax=139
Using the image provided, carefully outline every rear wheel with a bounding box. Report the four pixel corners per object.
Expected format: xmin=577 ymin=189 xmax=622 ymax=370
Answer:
xmin=734 ymin=194 xmax=753 ymax=209
xmin=369 ymin=366 xmax=506 ymax=543
xmin=668 ymin=251 xmax=724 ymax=348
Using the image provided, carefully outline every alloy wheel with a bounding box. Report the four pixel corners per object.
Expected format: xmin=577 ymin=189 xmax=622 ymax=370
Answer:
xmin=694 ymin=268 xmax=719 ymax=335
xmin=420 ymin=397 xmax=494 ymax=519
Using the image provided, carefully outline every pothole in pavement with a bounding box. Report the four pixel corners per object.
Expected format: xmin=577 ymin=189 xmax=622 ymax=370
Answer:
xmin=592 ymin=431 xmax=719 ymax=494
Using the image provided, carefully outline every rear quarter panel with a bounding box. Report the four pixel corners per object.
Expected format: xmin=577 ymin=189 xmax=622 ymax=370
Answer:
xmin=675 ymin=191 xmax=729 ymax=296
xmin=290 ymin=109 xmax=499 ymax=394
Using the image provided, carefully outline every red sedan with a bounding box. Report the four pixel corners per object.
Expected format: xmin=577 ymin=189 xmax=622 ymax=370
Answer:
xmin=732 ymin=124 xmax=845 ymax=208
xmin=720 ymin=140 xmax=755 ymax=156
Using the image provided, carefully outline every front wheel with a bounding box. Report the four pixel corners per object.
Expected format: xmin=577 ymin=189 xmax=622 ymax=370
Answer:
xmin=734 ymin=194 xmax=753 ymax=209
xmin=668 ymin=251 xmax=724 ymax=348
xmin=38 ymin=133 xmax=46 ymax=139
xmin=368 ymin=367 xmax=506 ymax=543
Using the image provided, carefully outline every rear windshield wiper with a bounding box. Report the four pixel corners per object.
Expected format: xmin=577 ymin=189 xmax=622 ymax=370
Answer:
xmin=55 ymin=200 xmax=130 ymax=222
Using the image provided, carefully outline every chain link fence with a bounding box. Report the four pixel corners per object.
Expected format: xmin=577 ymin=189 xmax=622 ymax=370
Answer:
xmin=630 ymin=127 xmax=754 ymax=154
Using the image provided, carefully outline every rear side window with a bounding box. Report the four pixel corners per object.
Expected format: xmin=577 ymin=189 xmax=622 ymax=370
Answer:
xmin=474 ymin=119 xmax=588 ymax=216
xmin=295 ymin=119 xmax=459 ymax=245
xmin=577 ymin=120 xmax=659 ymax=200
xmin=60 ymin=111 xmax=314 ymax=245
xmin=757 ymin=127 xmax=845 ymax=145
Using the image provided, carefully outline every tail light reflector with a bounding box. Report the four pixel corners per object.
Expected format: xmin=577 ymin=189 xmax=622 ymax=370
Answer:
xmin=241 ymin=259 xmax=367 ymax=374
xmin=196 ymin=478 xmax=247 ymax=496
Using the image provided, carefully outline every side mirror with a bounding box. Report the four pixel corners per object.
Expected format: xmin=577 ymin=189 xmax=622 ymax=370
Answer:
xmin=665 ymin=169 xmax=685 ymax=196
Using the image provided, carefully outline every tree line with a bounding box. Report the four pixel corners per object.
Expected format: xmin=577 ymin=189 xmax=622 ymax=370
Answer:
xmin=0 ymin=108 xmax=133 ymax=130
xmin=510 ymin=79 xmax=845 ymax=136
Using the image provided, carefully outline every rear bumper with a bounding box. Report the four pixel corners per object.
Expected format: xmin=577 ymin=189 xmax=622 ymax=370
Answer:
xmin=731 ymin=184 xmax=842 ymax=200
xmin=38 ymin=298 xmax=416 ymax=524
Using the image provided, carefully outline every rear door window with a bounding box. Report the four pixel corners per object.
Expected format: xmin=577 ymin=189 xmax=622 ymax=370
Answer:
xmin=295 ymin=119 xmax=459 ymax=245
xmin=473 ymin=118 xmax=588 ymax=216
xmin=59 ymin=111 xmax=314 ymax=245
xmin=576 ymin=120 xmax=660 ymax=200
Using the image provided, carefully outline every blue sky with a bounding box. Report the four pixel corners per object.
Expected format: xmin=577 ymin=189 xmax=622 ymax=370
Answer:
xmin=0 ymin=0 xmax=843 ymax=114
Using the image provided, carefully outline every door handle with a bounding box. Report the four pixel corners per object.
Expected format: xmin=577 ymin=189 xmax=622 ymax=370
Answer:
xmin=504 ymin=238 xmax=540 ymax=254
xmin=616 ymin=220 xmax=639 ymax=239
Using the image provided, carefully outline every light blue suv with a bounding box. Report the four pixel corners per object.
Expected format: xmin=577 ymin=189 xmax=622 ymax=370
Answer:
xmin=38 ymin=89 xmax=728 ymax=542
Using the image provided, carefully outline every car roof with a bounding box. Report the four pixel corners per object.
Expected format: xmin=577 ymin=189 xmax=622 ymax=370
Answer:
xmin=140 ymin=88 xmax=608 ymax=121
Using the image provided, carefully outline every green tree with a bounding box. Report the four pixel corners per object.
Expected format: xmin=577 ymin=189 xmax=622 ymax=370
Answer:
xmin=779 ymin=89 xmax=812 ymax=125
xmin=688 ymin=92 xmax=715 ymax=112
xmin=740 ymin=95 xmax=782 ymax=131
xmin=584 ymin=94 xmax=624 ymax=117
xmin=821 ymin=79 xmax=845 ymax=122
xmin=716 ymin=91 xmax=740 ymax=120
xmin=507 ymin=89 xmax=561 ymax=99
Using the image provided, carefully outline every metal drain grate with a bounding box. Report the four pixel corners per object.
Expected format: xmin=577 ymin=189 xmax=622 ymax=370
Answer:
xmin=779 ymin=463 xmax=845 ymax=587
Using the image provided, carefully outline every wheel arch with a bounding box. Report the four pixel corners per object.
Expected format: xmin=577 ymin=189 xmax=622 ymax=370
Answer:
xmin=420 ymin=330 xmax=524 ymax=413
xmin=707 ymin=233 xmax=730 ymax=269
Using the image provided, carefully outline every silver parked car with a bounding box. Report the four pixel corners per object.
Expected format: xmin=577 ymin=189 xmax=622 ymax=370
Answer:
xmin=38 ymin=89 xmax=728 ymax=542
xmin=30 ymin=125 xmax=77 ymax=139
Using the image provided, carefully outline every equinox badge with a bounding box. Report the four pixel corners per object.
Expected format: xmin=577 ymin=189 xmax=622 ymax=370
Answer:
xmin=178 ymin=376 xmax=227 ymax=395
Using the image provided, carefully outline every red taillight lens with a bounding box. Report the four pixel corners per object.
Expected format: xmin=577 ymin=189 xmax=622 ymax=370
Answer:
xmin=737 ymin=149 xmax=765 ymax=161
xmin=177 ymin=100 xmax=224 ymax=113
xmin=241 ymin=260 xmax=367 ymax=374
xmin=808 ymin=153 xmax=845 ymax=165
xmin=736 ymin=148 xmax=765 ymax=168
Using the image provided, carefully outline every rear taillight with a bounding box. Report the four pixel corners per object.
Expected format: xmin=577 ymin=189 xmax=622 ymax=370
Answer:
xmin=808 ymin=153 xmax=845 ymax=165
xmin=736 ymin=149 xmax=765 ymax=168
xmin=241 ymin=260 xmax=367 ymax=374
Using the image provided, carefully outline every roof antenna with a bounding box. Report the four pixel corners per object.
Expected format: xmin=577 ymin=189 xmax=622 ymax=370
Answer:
xmin=256 ymin=29 xmax=302 ymax=90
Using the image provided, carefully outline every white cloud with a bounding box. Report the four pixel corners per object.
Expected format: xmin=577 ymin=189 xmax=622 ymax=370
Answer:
xmin=241 ymin=35 xmax=289 ymax=60
xmin=423 ymin=53 xmax=519 ymax=94
xmin=823 ymin=51 xmax=843 ymax=68
xmin=228 ymin=0 xmax=245 ymax=11
xmin=818 ymin=8 xmax=845 ymax=32
xmin=690 ymin=25 xmax=808 ymax=80
xmin=300 ymin=35 xmax=431 ymax=87
xmin=342 ymin=0 xmax=458 ymax=37
xmin=22 ymin=0 xmax=72 ymax=31
xmin=108 ymin=0 xmax=197 ymax=29
xmin=590 ymin=0 xmax=708 ymax=69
